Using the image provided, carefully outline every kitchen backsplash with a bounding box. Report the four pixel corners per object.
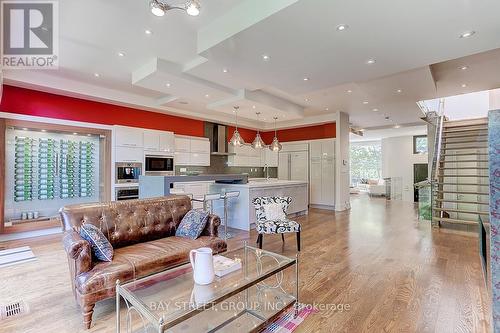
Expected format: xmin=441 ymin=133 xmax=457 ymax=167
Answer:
xmin=175 ymin=155 xmax=277 ymax=178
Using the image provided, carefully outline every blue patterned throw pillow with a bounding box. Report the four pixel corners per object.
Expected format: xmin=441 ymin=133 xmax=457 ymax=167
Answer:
xmin=80 ymin=224 xmax=114 ymax=262
xmin=176 ymin=210 xmax=209 ymax=239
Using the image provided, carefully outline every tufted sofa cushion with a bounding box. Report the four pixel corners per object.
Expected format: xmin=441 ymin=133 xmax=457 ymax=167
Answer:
xmin=60 ymin=195 xmax=192 ymax=249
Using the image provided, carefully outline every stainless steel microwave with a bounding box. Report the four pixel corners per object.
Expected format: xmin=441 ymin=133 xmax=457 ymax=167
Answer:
xmin=145 ymin=155 xmax=174 ymax=175
xmin=115 ymin=162 xmax=142 ymax=184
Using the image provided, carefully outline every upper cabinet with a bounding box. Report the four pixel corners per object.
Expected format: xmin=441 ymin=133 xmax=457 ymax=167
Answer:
xmin=144 ymin=129 xmax=174 ymax=154
xmin=261 ymin=149 xmax=279 ymax=167
xmin=174 ymin=136 xmax=210 ymax=166
xmin=228 ymin=145 xmax=262 ymax=167
xmin=114 ymin=126 xmax=144 ymax=148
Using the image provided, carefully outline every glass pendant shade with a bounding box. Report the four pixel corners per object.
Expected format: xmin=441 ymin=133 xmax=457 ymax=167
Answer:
xmin=186 ymin=0 xmax=200 ymax=16
xmin=230 ymin=129 xmax=245 ymax=147
xmin=269 ymin=136 xmax=282 ymax=152
xmin=252 ymin=132 xmax=265 ymax=149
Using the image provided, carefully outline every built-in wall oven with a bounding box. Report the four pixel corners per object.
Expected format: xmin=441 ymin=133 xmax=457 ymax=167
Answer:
xmin=115 ymin=187 xmax=139 ymax=201
xmin=115 ymin=162 xmax=142 ymax=184
xmin=145 ymin=155 xmax=174 ymax=175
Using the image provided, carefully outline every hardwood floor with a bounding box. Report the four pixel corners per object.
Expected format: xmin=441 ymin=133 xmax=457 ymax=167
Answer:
xmin=0 ymin=195 xmax=491 ymax=332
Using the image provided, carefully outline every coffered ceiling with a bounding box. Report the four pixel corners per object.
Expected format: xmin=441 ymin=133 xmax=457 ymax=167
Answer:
xmin=4 ymin=0 xmax=500 ymax=130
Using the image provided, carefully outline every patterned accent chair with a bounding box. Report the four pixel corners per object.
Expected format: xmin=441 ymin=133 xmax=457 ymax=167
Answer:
xmin=252 ymin=196 xmax=301 ymax=251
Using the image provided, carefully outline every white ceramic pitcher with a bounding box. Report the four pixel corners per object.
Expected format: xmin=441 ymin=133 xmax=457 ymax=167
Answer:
xmin=189 ymin=247 xmax=215 ymax=285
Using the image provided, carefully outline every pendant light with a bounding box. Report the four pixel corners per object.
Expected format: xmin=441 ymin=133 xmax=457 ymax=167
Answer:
xmin=252 ymin=112 xmax=266 ymax=149
xmin=229 ymin=106 xmax=245 ymax=147
xmin=269 ymin=116 xmax=282 ymax=152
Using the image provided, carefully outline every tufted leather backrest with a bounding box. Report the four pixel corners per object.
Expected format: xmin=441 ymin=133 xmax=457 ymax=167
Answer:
xmin=59 ymin=195 xmax=192 ymax=249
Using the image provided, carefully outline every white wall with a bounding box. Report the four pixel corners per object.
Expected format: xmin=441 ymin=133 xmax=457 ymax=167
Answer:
xmin=335 ymin=112 xmax=351 ymax=210
xmin=381 ymin=135 xmax=428 ymax=202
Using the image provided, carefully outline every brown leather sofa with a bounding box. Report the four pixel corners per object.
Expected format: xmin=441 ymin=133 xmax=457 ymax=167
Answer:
xmin=60 ymin=195 xmax=227 ymax=329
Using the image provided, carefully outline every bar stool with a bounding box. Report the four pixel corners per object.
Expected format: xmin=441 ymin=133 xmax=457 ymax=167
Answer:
xmin=219 ymin=191 xmax=240 ymax=240
xmin=201 ymin=193 xmax=221 ymax=213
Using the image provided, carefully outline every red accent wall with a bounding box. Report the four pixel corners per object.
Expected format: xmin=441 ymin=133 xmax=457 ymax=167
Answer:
xmin=228 ymin=123 xmax=336 ymax=145
xmin=0 ymin=85 xmax=205 ymax=137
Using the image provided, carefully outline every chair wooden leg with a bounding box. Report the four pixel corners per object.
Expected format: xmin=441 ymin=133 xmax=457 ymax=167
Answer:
xmin=296 ymin=231 xmax=301 ymax=252
xmin=281 ymin=233 xmax=285 ymax=243
xmin=258 ymin=234 xmax=263 ymax=249
xmin=82 ymin=303 xmax=95 ymax=329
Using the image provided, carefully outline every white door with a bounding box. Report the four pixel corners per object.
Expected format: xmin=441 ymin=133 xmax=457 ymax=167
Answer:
xmin=321 ymin=141 xmax=335 ymax=205
xmin=290 ymin=151 xmax=308 ymax=181
xmin=278 ymin=153 xmax=290 ymax=180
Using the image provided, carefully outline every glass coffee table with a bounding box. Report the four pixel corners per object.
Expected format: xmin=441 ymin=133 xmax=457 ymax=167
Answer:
xmin=116 ymin=244 xmax=299 ymax=333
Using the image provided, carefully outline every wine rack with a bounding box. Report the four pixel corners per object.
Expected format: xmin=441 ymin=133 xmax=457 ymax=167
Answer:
xmin=59 ymin=140 xmax=79 ymax=199
xmin=14 ymin=137 xmax=34 ymax=202
xmin=38 ymin=138 xmax=56 ymax=200
xmin=79 ymin=142 xmax=94 ymax=197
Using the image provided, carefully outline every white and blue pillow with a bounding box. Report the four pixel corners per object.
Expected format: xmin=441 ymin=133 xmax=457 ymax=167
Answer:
xmin=175 ymin=210 xmax=209 ymax=239
xmin=80 ymin=223 xmax=114 ymax=262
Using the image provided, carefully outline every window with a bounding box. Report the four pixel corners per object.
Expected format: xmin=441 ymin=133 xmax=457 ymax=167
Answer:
xmin=413 ymin=135 xmax=428 ymax=154
xmin=350 ymin=141 xmax=382 ymax=186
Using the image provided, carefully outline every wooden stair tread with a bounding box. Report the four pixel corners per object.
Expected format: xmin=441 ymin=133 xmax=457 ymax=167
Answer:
xmin=433 ymin=207 xmax=489 ymax=215
xmin=438 ymin=175 xmax=489 ymax=178
xmin=436 ymin=182 xmax=489 ymax=186
xmin=441 ymin=159 xmax=489 ymax=163
xmin=436 ymin=190 xmax=489 ymax=195
xmin=443 ymin=133 xmax=488 ymax=139
xmin=441 ymin=153 xmax=488 ymax=157
xmin=441 ymin=146 xmax=487 ymax=150
xmin=443 ymin=128 xmax=488 ymax=133
xmin=436 ymin=199 xmax=489 ymax=205
xmin=442 ymin=140 xmax=488 ymax=145
xmin=432 ymin=217 xmax=478 ymax=226
xmin=440 ymin=166 xmax=489 ymax=169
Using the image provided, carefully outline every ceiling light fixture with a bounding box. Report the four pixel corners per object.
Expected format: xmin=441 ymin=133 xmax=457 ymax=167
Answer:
xmin=252 ymin=112 xmax=266 ymax=150
xmin=397 ymin=89 xmax=402 ymax=93
xmin=222 ymin=68 xmax=228 ymax=73
xmin=149 ymin=0 xmax=200 ymax=17
xmin=252 ymin=105 xmax=256 ymax=109
xmin=205 ymin=94 xmax=210 ymax=98
xmin=363 ymin=101 xmax=369 ymax=105
xmin=145 ymin=29 xmax=152 ymax=35
xmin=347 ymin=90 xmax=352 ymax=93
xmin=262 ymin=55 xmax=270 ymax=61
xmin=460 ymin=66 xmax=468 ymax=70
xmin=94 ymin=73 xmax=100 ymax=78
xmin=394 ymin=125 xmax=401 ymax=129
xmin=366 ymin=59 xmax=376 ymax=65
xmin=325 ymin=107 xmax=329 ymax=111
xmin=305 ymin=98 xmax=310 ymax=102
xmin=229 ymin=106 xmax=245 ymax=147
xmin=118 ymin=52 xmax=125 ymax=57
xmin=461 ymin=83 xmax=467 ymax=88
xmin=372 ymin=108 xmax=379 ymax=112
xmin=269 ymin=117 xmax=282 ymax=152
xmin=459 ymin=31 xmax=475 ymax=38
xmin=166 ymin=83 xmax=171 ymax=87
xmin=303 ymin=77 xmax=309 ymax=81
xmin=336 ymin=24 xmax=348 ymax=31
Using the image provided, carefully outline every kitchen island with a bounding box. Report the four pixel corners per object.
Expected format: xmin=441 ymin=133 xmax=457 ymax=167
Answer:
xmin=210 ymin=179 xmax=309 ymax=231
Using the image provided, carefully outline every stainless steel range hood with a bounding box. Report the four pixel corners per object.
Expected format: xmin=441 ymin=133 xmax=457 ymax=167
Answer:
xmin=204 ymin=123 xmax=236 ymax=156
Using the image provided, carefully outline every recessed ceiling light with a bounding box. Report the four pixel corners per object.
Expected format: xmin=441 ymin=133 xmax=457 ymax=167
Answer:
xmin=460 ymin=66 xmax=468 ymax=70
xmin=262 ymin=55 xmax=270 ymax=61
xmin=397 ymin=89 xmax=402 ymax=93
xmin=94 ymin=73 xmax=100 ymax=78
xmin=394 ymin=125 xmax=401 ymax=129
xmin=303 ymin=77 xmax=309 ymax=81
xmin=145 ymin=29 xmax=152 ymax=35
xmin=166 ymin=83 xmax=171 ymax=87
xmin=359 ymin=128 xmax=365 ymax=132
xmin=336 ymin=24 xmax=348 ymax=31
xmin=461 ymin=83 xmax=467 ymax=88
xmin=222 ymin=68 xmax=228 ymax=73
xmin=347 ymin=90 xmax=352 ymax=93
xmin=366 ymin=59 xmax=376 ymax=65
xmin=41 ymin=129 xmax=47 ymax=132
xmin=372 ymin=108 xmax=379 ymax=112
xmin=118 ymin=52 xmax=125 ymax=57
xmin=305 ymin=98 xmax=310 ymax=102
xmin=205 ymin=94 xmax=210 ymax=98
xmin=252 ymin=105 xmax=256 ymax=109
xmin=363 ymin=101 xmax=369 ymax=105
xmin=325 ymin=107 xmax=329 ymax=111
xmin=87 ymin=134 xmax=92 ymax=137
xmin=460 ymin=31 xmax=475 ymax=38
xmin=73 ymin=132 xmax=78 ymax=135
xmin=22 ymin=128 xmax=28 ymax=131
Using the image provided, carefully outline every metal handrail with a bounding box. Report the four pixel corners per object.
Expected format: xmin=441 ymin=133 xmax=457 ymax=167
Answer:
xmin=432 ymin=115 xmax=445 ymax=181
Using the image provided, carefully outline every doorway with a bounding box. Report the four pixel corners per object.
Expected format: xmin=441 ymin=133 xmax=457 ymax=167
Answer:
xmin=413 ymin=163 xmax=428 ymax=202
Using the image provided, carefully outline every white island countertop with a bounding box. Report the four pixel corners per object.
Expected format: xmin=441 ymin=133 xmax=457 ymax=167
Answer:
xmin=223 ymin=178 xmax=308 ymax=188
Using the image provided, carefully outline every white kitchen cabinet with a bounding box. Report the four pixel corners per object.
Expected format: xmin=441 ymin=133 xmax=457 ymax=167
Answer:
xmin=309 ymin=139 xmax=335 ymax=208
xmin=175 ymin=137 xmax=191 ymax=152
xmin=261 ymin=149 xmax=278 ymax=167
xmin=190 ymin=139 xmax=210 ymax=153
xmin=228 ymin=145 xmax=262 ymax=167
xmin=143 ymin=130 xmax=160 ymax=151
xmin=114 ymin=126 xmax=144 ymax=148
xmin=175 ymin=152 xmax=191 ymax=165
xmin=174 ymin=136 xmax=210 ymax=166
xmin=115 ymin=146 xmax=144 ymax=163
xmin=159 ymin=132 xmax=175 ymax=154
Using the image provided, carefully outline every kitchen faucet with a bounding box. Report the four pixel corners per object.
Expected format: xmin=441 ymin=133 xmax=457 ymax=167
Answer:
xmin=264 ymin=164 xmax=269 ymax=180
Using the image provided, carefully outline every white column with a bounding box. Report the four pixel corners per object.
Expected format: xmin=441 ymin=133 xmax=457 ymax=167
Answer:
xmin=335 ymin=112 xmax=350 ymax=211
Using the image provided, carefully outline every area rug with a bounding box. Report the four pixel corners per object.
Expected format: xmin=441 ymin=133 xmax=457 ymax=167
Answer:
xmin=263 ymin=303 xmax=316 ymax=333
xmin=0 ymin=246 xmax=36 ymax=268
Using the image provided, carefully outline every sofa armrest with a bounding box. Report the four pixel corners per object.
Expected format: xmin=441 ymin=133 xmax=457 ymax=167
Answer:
xmin=62 ymin=230 xmax=92 ymax=276
xmin=201 ymin=214 xmax=221 ymax=237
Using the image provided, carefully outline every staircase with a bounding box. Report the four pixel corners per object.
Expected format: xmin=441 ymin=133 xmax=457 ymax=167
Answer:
xmin=432 ymin=117 xmax=490 ymax=231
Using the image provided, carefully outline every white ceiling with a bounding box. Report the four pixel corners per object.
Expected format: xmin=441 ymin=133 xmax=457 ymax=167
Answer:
xmin=350 ymin=125 xmax=427 ymax=142
xmin=4 ymin=0 xmax=500 ymax=130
